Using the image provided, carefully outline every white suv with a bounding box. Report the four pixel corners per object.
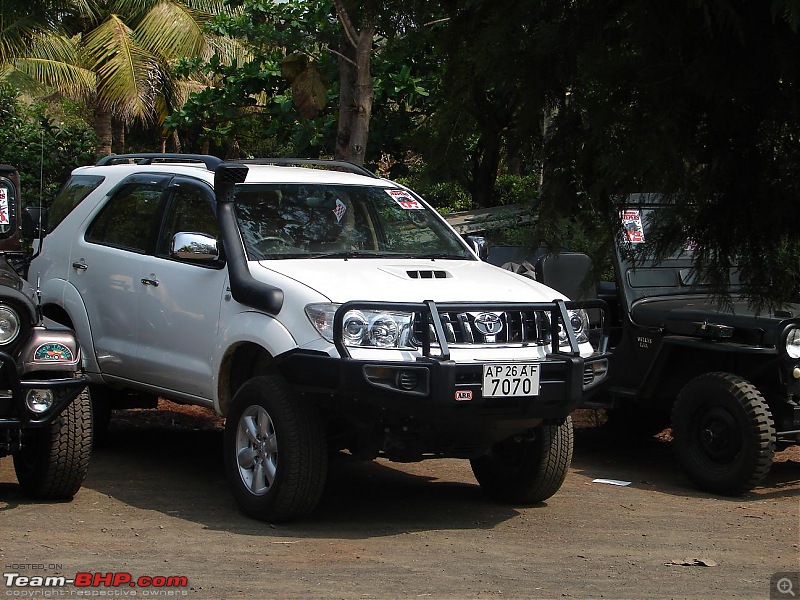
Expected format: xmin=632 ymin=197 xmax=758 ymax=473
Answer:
xmin=28 ymin=154 xmax=608 ymax=521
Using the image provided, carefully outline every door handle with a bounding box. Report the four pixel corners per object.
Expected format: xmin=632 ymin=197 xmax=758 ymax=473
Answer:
xmin=141 ymin=277 xmax=159 ymax=287
xmin=71 ymin=261 xmax=88 ymax=271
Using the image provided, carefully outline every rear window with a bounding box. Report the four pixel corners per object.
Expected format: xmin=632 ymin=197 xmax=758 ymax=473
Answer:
xmin=48 ymin=175 xmax=104 ymax=232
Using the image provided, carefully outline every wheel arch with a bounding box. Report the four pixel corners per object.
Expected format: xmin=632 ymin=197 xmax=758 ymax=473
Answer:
xmin=217 ymin=342 xmax=277 ymax=417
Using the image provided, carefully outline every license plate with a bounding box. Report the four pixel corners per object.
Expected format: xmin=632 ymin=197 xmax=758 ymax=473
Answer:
xmin=482 ymin=364 xmax=540 ymax=398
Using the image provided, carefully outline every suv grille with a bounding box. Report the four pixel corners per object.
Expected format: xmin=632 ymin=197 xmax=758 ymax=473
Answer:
xmin=412 ymin=310 xmax=548 ymax=346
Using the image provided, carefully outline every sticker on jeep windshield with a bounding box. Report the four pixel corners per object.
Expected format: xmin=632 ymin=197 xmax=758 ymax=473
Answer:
xmin=387 ymin=189 xmax=424 ymax=210
xmin=0 ymin=188 xmax=8 ymax=225
xmin=34 ymin=343 xmax=74 ymax=362
xmin=621 ymin=209 xmax=645 ymax=243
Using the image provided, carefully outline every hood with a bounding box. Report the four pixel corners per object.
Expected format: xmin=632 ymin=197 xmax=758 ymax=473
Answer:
xmin=255 ymin=258 xmax=566 ymax=304
xmin=632 ymin=295 xmax=800 ymax=345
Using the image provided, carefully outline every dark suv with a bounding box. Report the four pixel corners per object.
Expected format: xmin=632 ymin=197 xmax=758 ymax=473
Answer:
xmin=0 ymin=165 xmax=90 ymax=499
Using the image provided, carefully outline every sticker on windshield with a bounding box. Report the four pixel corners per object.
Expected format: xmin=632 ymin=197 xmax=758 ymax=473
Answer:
xmin=621 ymin=209 xmax=645 ymax=243
xmin=0 ymin=188 xmax=8 ymax=225
xmin=332 ymin=198 xmax=347 ymax=223
xmin=387 ymin=189 xmax=424 ymax=210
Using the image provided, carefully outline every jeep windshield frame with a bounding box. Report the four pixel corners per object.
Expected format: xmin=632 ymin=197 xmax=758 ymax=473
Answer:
xmin=616 ymin=198 xmax=742 ymax=308
xmin=233 ymin=183 xmax=474 ymax=261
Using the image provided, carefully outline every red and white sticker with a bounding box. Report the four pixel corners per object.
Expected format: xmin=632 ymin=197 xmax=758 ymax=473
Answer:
xmin=621 ymin=209 xmax=644 ymax=243
xmin=0 ymin=188 xmax=8 ymax=225
xmin=454 ymin=390 xmax=473 ymax=402
xmin=387 ymin=189 xmax=424 ymax=210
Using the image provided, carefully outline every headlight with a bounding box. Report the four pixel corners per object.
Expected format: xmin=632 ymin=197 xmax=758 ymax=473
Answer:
xmin=306 ymin=304 xmax=415 ymax=349
xmin=25 ymin=389 xmax=54 ymax=414
xmin=0 ymin=305 xmax=21 ymax=345
xmin=786 ymin=327 xmax=800 ymax=359
xmin=542 ymin=309 xmax=590 ymax=347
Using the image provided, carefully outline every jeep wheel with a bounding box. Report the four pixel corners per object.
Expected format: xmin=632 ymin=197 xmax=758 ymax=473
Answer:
xmin=13 ymin=389 xmax=92 ymax=499
xmin=672 ymin=372 xmax=775 ymax=495
xmin=224 ymin=375 xmax=327 ymax=522
xmin=470 ymin=416 xmax=574 ymax=503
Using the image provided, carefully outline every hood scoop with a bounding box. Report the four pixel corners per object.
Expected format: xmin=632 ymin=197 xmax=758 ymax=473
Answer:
xmin=407 ymin=269 xmax=449 ymax=279
xmin=377 ymin=265 xmax=452 ymax=280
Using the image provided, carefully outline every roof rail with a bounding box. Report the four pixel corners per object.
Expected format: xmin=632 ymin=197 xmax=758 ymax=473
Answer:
xmin=240 ymin=158 xmax=378 ymax=178
xmin=96 ymin=153 xmax=223 ymax=170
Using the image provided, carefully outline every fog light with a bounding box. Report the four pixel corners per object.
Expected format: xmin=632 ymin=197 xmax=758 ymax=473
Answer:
xmin=25 ymin=389 xmax=54 ymax=414
xmin=793 ymin=367 xmax=800 ymax=380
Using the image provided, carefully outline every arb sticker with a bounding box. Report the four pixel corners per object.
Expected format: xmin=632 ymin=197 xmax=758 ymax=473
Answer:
xmin=387 ymin=189 xmax=424 ymax=210
xmin=454 ymin=390 xmax=473 ymax=402
xmin=34 ymin=343 xmax=74 ymax=362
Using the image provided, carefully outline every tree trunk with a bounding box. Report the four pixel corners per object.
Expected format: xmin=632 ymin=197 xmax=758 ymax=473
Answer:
xmin=112 ymin=118 xmax=125 ymax=154
xmin=333 ymin=1 xmax=375 ymax=166
xmin=94 ymin=108 xmax=113 ymax=156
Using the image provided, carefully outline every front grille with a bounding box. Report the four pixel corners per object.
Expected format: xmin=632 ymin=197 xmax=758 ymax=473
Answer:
xmin=413 ymin=310 xmax=550 ymax=346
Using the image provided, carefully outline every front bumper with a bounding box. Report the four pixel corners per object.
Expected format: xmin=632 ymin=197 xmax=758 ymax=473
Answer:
xmin=279 ymin=299 xmax=610 ymax=456
xmin=0 ymin=327 xmax=88 ymax=429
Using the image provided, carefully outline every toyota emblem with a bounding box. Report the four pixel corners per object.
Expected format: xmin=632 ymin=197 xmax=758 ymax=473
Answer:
xmin=474 ymin=312 xmax=503 ymax=335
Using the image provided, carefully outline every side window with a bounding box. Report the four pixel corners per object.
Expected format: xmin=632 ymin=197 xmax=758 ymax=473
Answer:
xmin=85 ymin=183 xmax=163 ymax=253
xmin=48 ymin=175 xmax=104 ymax=232
xmin=157 ymin=187 xmax=220 ymax=258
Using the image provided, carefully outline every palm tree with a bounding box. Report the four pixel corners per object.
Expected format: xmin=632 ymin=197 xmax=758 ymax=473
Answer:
xmin=1 ymin=0 xmax=241 ymax=154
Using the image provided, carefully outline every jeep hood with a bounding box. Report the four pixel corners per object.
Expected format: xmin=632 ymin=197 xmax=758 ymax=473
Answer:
xmin=631 ymin=295 xmax=800 ymax=345
xmin=256 ymin=258 xmax=567 ymax=304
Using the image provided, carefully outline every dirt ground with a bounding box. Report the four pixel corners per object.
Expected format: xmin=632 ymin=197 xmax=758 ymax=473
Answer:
xmin=1 ymin=403 xmax=798 ymax=600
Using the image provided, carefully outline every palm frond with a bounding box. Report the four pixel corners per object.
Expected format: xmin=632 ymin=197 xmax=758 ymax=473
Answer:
xmin=84 ymin=14 xmax=157 ymax=120
xmin=136 ymin=0 xmax=207 ymax=58
xmin=7 ymin=58 xmax=96 ymax=99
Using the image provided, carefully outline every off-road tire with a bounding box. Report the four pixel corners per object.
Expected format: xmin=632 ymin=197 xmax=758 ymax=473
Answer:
xmin=471 ymin=416 xmax=574 ymax=503
xmin=13 ymin=389 xmax=92 ymax=499
xmin=672 ymin=372 xmax=775 ymax=495
xmin=224 ymin=375 xmax=327 ymax=522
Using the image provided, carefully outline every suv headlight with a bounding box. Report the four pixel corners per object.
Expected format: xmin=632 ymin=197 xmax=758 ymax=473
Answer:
xmin=306 ymin=304 xmax=415 ymax=349
xmin=0 ymin=305 xmax=21 ymax=345
xmin=786 ymin=327 xmax=800 ymax=359
xmin=540 ymin=309 xmax=590 ymax=347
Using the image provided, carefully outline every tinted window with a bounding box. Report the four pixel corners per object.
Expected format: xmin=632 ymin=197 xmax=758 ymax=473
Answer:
xmin=158 ymin=187 xmax=220 ymax=258
xmin=86 ymin=183 xmax=163 ymax=253
xmin=48 ymin=175 xmax=104 ymax=232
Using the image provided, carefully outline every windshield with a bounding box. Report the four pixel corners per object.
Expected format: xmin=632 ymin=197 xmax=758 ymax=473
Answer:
xmin=234 ymin=184 xmax=473 ymax=260
xmin=618 ymin=205 xmax=741 ymax=297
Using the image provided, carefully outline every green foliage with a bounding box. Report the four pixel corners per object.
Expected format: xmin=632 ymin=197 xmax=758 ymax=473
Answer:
xmin=492 ymin=174 xmax=538 ymax=206
xmin=405 ymin=180 xmax=472 ymax=214
xmin=0 ymin=86 xmax=98 ymax=208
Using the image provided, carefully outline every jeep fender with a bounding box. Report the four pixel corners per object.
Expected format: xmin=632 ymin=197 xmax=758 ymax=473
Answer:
xmin=213 ymin=310 xmax=297 ymax=414
xmin=39 ymin=277 xmax=102 ymax=377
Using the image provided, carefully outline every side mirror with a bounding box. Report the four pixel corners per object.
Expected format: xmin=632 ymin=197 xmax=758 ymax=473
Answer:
xmin=171 ymin=232 xmax=220 ymax=262
xmin=463 ymin=235 xmax=488 ymax=261
xmin=22 ymin=207 xmax=48 ymax=239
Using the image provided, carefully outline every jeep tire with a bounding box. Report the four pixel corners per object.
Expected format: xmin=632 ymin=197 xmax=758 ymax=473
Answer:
xmin=13 ymin=389 xmax=92 ymax=499
xmin=470 ymin=416 xmax=574 ymax=503
xmin=671 ymin=372 xmax=775 ymax=495
xmin=224 ymin=375 xmax=327 ymax=522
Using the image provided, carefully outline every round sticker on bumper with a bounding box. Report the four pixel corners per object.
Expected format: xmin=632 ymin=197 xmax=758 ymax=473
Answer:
xmin=34 ymin=343 xmax=74 ymax=362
